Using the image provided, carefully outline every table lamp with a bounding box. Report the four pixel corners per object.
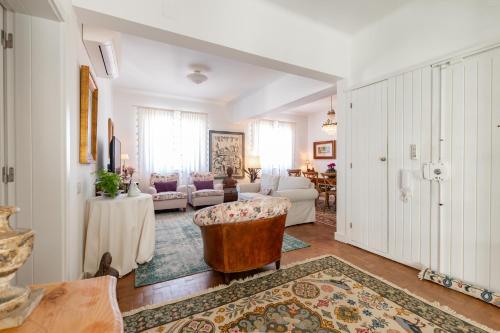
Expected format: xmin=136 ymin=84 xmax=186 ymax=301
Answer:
xmin=121 ymin=153 xmax=129 ymax=173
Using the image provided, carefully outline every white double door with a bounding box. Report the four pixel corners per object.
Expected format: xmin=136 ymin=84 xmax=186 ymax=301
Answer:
xmin=439 ymin=47 xmax=500 ymax=291
xmin=348 ymin=46 xmax=500 ymax=290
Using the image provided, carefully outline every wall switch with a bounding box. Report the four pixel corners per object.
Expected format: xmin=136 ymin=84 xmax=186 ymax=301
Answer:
xmin=410 ymin=144 xmax=418 ymax=160
xmin=77 ymin=181 xmax=82 ymax=194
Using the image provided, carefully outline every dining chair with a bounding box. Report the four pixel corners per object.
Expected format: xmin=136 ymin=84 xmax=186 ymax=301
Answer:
xmin=317 ymin=172 xmax=336 ymax=211
xmin=302 ymin=171 xmax=318 ymax=185
xmin=287 ymin=169 xmax=302 ymax=177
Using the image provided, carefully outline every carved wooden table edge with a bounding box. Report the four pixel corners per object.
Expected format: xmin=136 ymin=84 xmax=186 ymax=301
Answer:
xmin=2 ymin=276 xmax=123 ymax=333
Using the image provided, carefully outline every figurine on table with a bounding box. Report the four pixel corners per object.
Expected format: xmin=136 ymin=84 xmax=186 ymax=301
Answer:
xmin=223 ymin=167 xmax=238 ymax=202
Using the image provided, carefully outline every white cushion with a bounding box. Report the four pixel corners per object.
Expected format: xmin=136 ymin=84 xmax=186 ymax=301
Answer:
xmin=277 ymin=176 xmax=311 ymax=191
xmin=260 ymin=174 xmax=280 ymax=192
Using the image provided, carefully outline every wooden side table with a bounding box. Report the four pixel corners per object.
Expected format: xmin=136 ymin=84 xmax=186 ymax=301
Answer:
xmin=4 ymin=276 xmax=123 ymax=332
xmin=223 ymin=187 xmax=238 ymax=202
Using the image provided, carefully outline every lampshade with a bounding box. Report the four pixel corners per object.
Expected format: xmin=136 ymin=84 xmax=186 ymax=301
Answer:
xmin=247 ymin=155 xmax=261 ymax=168
xmin=121 ymin=153 xmax=129 ymax=161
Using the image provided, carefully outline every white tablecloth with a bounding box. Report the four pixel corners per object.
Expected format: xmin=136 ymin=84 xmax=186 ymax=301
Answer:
xmin=84 ymin=193 xmax=155 ymax=277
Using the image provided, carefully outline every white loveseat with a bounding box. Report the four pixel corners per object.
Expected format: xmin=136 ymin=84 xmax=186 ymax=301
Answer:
xmin=237 ymin=174 xmax=318 ymax=227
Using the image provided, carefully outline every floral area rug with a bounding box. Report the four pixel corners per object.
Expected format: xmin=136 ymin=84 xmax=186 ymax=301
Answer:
xmin=135 ymin=211 xmax=310 ymax=287
xmin=125 ymin=255 xmax=494 ymax=333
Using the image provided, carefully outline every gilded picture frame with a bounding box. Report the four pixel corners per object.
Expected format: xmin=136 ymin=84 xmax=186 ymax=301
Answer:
xmin=79 ymin=65 xmax=98 ymax=164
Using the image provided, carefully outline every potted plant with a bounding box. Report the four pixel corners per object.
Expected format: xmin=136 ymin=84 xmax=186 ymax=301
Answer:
xmin=95 ymin=169 xmax=121 ymax=198
xmin=326 ymin=162 xmax=336 ymax=177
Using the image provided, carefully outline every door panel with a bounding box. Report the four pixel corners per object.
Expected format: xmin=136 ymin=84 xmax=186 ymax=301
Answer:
xmin=350 ymin=81 xmax=388 ymax=253
xmin=0 ymin=5 xmax=5 ymax=206
xmin=440 ymin=47 xmax=500 ymax=290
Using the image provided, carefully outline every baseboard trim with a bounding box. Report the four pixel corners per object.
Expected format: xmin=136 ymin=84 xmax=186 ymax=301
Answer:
xmin=334 ymin=232 xmax=347 ymax=243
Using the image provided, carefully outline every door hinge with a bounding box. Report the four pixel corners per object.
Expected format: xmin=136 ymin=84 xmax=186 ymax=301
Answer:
xmin=350 ymin=163 xmax=352 ymax=169
xmin=350 ymin=102 xmax=353 ymax=109
xmin=1 ymin=30 xmax=13 ymax=49
xmin=2 ymin=167 xmax=14 ymax=183
xmin=350 ymin=222 xmax=352 ymax=229
xmin=7 ymin=167 xmax=14 ymax=183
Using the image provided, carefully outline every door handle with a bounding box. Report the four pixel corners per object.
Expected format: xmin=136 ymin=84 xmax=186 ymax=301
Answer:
xmin=379 ymin=157 xmax=387 ymax=162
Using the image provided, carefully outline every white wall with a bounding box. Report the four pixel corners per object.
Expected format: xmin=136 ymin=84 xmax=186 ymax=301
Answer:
xmin=65 ymin=17 xmax=114 ymax=281
xmin=351 ymin=0 xmax=500 ymax=85
xmin=306 ymin=96 xmax=337 ymax=172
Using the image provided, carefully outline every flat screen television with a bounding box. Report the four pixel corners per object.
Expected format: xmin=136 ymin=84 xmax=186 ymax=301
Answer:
xmin=109 ymin=136 xmax=121 ymax=174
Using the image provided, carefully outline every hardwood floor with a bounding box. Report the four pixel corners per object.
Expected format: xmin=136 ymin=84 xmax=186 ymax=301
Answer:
xmin=117 ymin=221 xmax=500 ymax=330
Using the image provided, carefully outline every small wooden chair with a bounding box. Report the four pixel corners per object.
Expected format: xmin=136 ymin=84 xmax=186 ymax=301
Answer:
xmin=317 ymin=172 xmax=336 ymax=211
xmin=287 ymin=169 xmax=302 ymax=177
xmin=302 ymin=171 xmax=318 ymax=186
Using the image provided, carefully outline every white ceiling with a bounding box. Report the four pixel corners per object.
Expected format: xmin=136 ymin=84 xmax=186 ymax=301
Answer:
xmin=265 ymin=0 xmax=410 ymax=34
xmin=283 ymin=95 xmax=337 ymax=116
xmin=113 ymin=34 xmax=285 ymax=103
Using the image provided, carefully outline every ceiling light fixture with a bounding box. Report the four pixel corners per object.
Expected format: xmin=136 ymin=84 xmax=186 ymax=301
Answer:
xmin=321 ymin=96 xmax=337 ymax=137
xmin=187 ymin=69 xmax=208 ymax=84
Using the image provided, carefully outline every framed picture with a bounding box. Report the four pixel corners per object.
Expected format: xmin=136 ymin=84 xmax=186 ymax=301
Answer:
xmin=313 ymin=140 xmax=336 ymax=159
xmin=79 ymin=65 xmax=98 ymax=164
xmin=209 ymin=130 xmax=245 ymax=179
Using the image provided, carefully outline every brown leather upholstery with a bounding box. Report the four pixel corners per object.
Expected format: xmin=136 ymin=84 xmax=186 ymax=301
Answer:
xmin=199 ymin=214 xmax=286 ymax=274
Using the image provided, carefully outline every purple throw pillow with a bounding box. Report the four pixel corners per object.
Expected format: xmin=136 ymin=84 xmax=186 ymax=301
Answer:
xmin=193 ymin=180 xmax=214 ymax=190
xmin=154 ymin=181 xmax=177 ymax=192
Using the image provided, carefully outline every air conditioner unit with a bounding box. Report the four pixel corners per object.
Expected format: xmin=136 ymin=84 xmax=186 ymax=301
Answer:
xmin=83 ymin=27 xmax=120 ymax=79
xmin=84 ymin=40 xmax=119 ymax=79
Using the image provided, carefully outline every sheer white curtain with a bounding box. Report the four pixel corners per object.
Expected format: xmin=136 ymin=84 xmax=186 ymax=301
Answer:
xmin=137 ymin=107 xmax=208 ymax=185
xmin=248 ymin=119 xmax=295 ymax=175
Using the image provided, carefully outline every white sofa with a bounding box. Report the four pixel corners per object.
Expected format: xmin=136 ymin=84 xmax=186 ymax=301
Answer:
xmin=144 ymin=172 xmax=188 ymax=211
xmin=237 ymin=174 xmax=318 ymax=227
xmin=188 ymin=172 xmax=225 ymax=208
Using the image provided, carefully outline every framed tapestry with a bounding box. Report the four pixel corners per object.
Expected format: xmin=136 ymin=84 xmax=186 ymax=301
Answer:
xmin=209 ymin=131 xmax=245 ymax=179
xmin=313 ymin=140 xmax=336 ymax=159
xmin=79 ymin=65 xmax=98 ymax=164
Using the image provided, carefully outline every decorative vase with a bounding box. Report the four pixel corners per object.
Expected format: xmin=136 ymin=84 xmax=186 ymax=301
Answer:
xmin=128 ymin=182 xmax=141 ymax=197
xmin=0 ymin=207 xmax=43 ymax=329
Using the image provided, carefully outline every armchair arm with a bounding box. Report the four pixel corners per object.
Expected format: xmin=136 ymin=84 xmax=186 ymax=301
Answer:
xmin=214 ymin=183 xmax=223 ymax=191
xmin=237 ymin=183 xmax=261 ymax=193
xmin=177 ymin=185 xmax=188 ymax=194
xmin=144 ymin=186 xmax=157 ymax=195
xmin=273 ymin=188 xmax=318 ymax=202
xmin=187 ymin=184 xmax=197 ymax=194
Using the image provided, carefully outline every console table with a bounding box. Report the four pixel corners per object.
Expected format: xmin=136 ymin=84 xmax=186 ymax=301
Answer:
xmin=4 ymin=276 xmax=122 ymax=332
xmin=84 ymin=193 xmax=155 ymax=276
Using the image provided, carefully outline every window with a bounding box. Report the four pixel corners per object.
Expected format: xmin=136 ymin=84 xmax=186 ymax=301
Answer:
xmin=248 ymin=119 xmax=295 ymax=175
xmin=137 ymin=107 xmax=208 ymax=184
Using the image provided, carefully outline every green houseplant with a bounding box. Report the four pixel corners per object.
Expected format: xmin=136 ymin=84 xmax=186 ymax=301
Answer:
xmin=95 ymin=169 xmax=121 ymax=198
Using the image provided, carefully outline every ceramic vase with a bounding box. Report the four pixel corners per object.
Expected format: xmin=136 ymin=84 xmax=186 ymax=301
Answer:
xmin=0 ymin=207 xmax=43 ymax=329
xmin=128 ymin=182 xmax=141 ymax=197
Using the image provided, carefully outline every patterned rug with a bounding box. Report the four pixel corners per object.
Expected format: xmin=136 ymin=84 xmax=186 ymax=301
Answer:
xmin=315 ymin=203 xmax=336 ymax=228
xmin=135 ymin=211 xmax=310 ymax=287
xmin=125 ymin=255 xmax=494 ymax=333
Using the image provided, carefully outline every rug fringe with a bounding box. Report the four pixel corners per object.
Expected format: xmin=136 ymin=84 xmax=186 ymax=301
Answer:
xmin=122 ymin=254 xmax=498 ymax=332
